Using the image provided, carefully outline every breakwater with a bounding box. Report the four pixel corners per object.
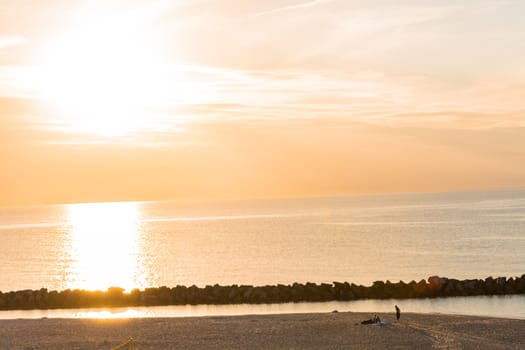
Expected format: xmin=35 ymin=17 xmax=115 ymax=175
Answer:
xmin=1 ymin=275 xmax=524 ymax=311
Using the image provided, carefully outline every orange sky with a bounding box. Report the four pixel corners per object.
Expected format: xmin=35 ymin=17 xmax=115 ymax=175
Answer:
xmin=1 ymin=1 xmax=525 ymax=206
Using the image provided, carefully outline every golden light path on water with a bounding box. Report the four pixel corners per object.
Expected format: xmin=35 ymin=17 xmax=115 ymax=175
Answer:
xmin=66 ymin=202 xmax=146 ymax=291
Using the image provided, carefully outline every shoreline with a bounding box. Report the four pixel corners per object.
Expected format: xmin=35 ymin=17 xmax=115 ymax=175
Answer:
xmin=1 ymin=312 xmax=523 ymax=349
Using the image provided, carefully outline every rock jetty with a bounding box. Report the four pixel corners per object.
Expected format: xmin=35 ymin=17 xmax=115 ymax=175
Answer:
xmin=0 ymin=275 xmax=524 ymax=311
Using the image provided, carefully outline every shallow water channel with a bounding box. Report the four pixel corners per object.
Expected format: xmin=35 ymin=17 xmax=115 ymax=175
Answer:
xmin=1 ymin=295 xmax=523 ymax=320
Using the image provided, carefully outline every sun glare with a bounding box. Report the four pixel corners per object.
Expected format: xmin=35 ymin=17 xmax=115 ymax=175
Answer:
xmin=66 ymin=202 xmax=146 ymax=291
xmin=34 ymin=13 xmax=169 ymax=136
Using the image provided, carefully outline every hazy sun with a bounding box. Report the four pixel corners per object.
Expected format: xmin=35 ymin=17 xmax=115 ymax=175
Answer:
xmin=34 ymin=13 xmax=168 ymax=136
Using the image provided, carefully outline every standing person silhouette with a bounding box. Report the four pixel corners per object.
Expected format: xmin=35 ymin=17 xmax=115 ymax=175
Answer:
xmin=395 ymin=305 xmax=401 ymax=320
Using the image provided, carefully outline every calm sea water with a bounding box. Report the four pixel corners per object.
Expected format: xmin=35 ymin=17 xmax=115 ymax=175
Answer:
xmin=1 ymin=189 xmax=524 ymax=318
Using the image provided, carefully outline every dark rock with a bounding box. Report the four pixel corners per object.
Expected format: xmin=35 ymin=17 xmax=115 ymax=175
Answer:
xmin=333 ymin=281 xmax=354 ymax=300
xmin=304 ymin=282 xmax=319 ymax=301
xmin=291 ymin=283 xmax=305 ymax=302
xmin=394 ymin=280 xmax=411 ymax=298
xmin=505 ymin=278 xmax=517 ymax=294
xmin=319 ymin=283 xmax=334 ymax=300
xmin=227 ymin=285 xmax=240 ymax=303
xmin=495 ymin=277 xmax=507 ymax=294
xmin=484 ymin=277 xmax=496 ymax=294
xmin=369 ymin=280 xmax=386 ymax=298
xmin=107 ymin=287 xmax=125 ymax=306
xmin=130 ymin=288 xmax=142 ymax=305
xmin=515 ymin=276 xmax=525 ymax=293
xmin=428 ymin=275 xmax=445 ymax=295
xmin=414 ymin=279 xmax=429 ymax=297
xmin=251 ymin=287 xmax=268 ymax=303
xmin=276 ymin=284 xmax=291 ymax=302
xmin=157 ymin=286 xmax=171 ymax=304
xmin=241 ymin=286 xmax=254 ymax=302
xmin=186 ymin=285 xmax=200 ymax=304
xmin=350 ymin=283 xmax=367 ymax=298
xmin=143 ymin=287 xmax=161 ymax=305
xmin=441 ymin=278 xmax=456 ymax=296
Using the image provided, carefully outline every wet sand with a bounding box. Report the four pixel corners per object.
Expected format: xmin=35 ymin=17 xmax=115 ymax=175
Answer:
xmin=0 ymin=312 xmax=523 ymax=349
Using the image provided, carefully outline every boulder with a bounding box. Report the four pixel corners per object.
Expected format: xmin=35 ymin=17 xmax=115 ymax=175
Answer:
xmin=130 ymin=288 xmax=142 ymax=305
xmin=484 ymin=277 xmax=496 ymax=294
xmin=428 ymin=275 xmax=446 ymax=295
xmin=369 ymin=281 xmax=386 ymax=298
xmin=333 ymin=281 xmax=354 ymax=300
xmin=290 ymin=283 xmax=305 ymax=301
xmin=515 ymin=276 xmax=525 ymax=293
xmin=106 ymin=287 xmax=125 ymax=306
xmin=319 ymin=283 xmax=334 ymax=300
xmin=414 ymin=279 xmax=429 ymax=297
xmin=495 ymin=277 xmax=507 ymax=294
xmin=505 ymin=278 xmax=517 ymax=294
xmin=241 ymin=286 xmax=254 ymax=301
xmin=277 ymin=284 xmax=291 ymax=302
xmin=251 ymin=287 xmax=268 ymax=303
xmin=227 ymin=285 xmax=240 ymax=302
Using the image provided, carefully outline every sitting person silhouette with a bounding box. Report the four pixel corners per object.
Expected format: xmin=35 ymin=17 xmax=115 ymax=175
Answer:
xmin=361 ymin=314 xmax=381 ymax=324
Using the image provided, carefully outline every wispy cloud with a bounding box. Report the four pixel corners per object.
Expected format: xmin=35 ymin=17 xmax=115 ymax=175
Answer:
xmin=2 ymin=0 xmax=525 ymax=138
xmin=0 ymin=36 xmax=26 ymax=50
xmin=253 ymin=0 xmax=333 ymax=17
xmin=158 ymin=64 xmax=525 ymax=130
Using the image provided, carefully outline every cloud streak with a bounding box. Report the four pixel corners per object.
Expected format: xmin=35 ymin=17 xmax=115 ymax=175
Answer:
xmin=252 ymin=0 xmax=333 ymax=17
xmin=2 ymin=1 xmax=525 ymax=137
xmin=0 ymin=36 xmax=26 ymax=50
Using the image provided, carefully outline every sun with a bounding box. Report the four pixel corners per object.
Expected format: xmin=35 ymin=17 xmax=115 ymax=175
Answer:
xmin=34 ymin=13 xmax=169 ymax=137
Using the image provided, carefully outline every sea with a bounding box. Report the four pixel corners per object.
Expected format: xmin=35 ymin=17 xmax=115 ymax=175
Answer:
xmin=1 ymin=188 xmax=524 ymax=319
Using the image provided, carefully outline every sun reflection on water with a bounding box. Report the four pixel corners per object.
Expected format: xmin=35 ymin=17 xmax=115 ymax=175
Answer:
xmin=66 ymin=202 xmax=144 ymax=291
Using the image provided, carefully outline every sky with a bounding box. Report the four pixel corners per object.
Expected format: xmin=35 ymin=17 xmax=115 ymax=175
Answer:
xmin=1 ymin=0 xmax=525 ymax=206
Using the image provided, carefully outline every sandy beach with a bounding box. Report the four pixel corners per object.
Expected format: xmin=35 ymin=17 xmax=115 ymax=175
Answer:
xmin=0 ymin=312 xmax=523 ymax=349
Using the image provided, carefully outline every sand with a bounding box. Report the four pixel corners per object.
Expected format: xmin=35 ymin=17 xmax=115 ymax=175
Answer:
xmin=0 ymin=312 xmax=523 ymax=349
